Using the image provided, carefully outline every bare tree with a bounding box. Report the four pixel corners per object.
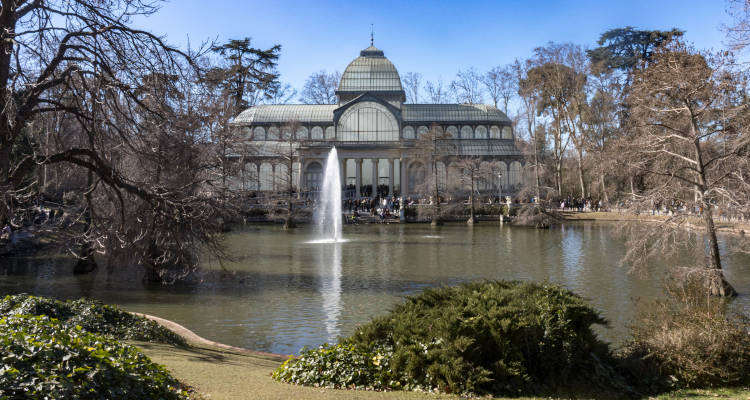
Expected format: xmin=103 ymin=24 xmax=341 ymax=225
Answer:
xmin=450 ymin=68 xmax=484 ymax=104
xmin=266 ymin=82 xmax=298 ymax=104
xmin=455 ymin=157 xmax=491 ymax=224
xmin=424 ymin=79 xmax=449 ymax=104
xmin=267 ymin=120 xmax=305 ymax=229
xmin=482 ymin=65 xmax=516 ymax=113
xmin=622 ymin=40 xmax=748 ymax=297
xmin=523 ymin=57 xmax=573 ymax=197
xmin=412 ymin=124 xmax=454 ymax=225
xmin=402 ymin=72 xmax=423 ymax=103
xmin=300 ymin=70 xmax=341 ymax=104
xmin=724 ymin=0 xmax=750 ymax=52
xmin=0 ymin=0 xmax=232 ymax=281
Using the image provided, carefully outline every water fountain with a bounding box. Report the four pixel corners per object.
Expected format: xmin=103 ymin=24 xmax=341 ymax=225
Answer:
xmin=313 ymin=146 xmax=344 ymax=243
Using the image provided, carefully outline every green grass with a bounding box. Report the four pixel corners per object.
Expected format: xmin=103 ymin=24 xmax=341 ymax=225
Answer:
xmin=136 ymin=340 xmax=750 ymax=400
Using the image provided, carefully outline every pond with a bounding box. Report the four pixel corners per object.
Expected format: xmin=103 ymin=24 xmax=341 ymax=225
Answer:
xmin=1 ymin=222 xmax=748 ymax=355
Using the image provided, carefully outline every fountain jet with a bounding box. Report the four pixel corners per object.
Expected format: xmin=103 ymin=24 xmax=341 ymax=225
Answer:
xmin=314 ymin=147 xmax=343 ymax=242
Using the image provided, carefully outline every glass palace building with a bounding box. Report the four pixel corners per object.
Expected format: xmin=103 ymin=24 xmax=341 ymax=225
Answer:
xmin=230 ymin=44 xmax=524 ymax=199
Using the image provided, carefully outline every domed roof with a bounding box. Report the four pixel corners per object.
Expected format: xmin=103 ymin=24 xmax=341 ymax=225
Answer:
xmin=338 ymin=45 xmax=403 ymax=93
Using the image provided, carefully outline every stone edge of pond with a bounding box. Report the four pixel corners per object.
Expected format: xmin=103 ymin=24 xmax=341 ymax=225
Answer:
xmin=132 ymin=312 xmax=291 ymax=362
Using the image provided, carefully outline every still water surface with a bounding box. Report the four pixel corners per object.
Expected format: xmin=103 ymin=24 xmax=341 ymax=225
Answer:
xmin=1 ymin=222 xmax=748 ymax=355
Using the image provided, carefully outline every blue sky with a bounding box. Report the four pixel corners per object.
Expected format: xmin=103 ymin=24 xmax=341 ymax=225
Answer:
xmin=135 ymin=1 xmax=736 ymax=96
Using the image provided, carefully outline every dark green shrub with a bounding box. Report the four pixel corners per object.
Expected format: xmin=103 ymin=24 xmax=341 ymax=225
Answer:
xmin=0 ymin=314 xmax=188 ymax=399
xmin=275 ymin=281 xmax=624 ymax=396
xmin=0 ymin=294 xmax=185 ymax=346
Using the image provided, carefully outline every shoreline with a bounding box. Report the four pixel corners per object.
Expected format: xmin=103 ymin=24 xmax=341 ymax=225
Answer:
xmin=133 ymin=312 xmax=289 ymax=362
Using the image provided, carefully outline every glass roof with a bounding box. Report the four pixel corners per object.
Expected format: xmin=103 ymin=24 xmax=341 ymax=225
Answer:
xmin=338 ymin=46 xmax=403 ymax=92
xmin=403 ymin=104 xmax=511 ymax=123
xmin=437 ymin=140 xmax=522 ymax=156
xmin=232 ymin=104 xmax=336 ymax=124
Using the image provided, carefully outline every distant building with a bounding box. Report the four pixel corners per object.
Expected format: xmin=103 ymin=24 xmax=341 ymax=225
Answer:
xmin=230 ymin=44 xmax=523 ymax=199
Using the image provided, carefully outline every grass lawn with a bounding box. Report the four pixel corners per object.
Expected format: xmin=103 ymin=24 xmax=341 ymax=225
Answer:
xmin=134 ymin=341 xmax=750 ymax=400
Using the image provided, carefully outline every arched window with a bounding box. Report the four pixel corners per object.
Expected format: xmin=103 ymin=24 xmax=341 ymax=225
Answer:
xmin=403 ymin=126 xmax=415 ymax=139
xmin=447 ymin=162 xmax=460 ymax=191
xmin=267 ymin=126 xmax=280 ymax=140
xmin=336 ymin=101 xmax=399 ymax=141
xmin=259 ymin=162 xmax=273 ymax=191
xmin=244 ymin=163 xmax=259 ymax=191
xmin=509 ymin=161 xmax=522 ymax=188
xmin=296 ymin=126 xmax=308 ymax=140
xmin=325 ymin=126 xmax=335 ymax=140
xmin=490 ymin=125 xmax=501 ymax=139
xmin=461 ymin=125 xmax=473 ymax=139
xmin=305 ymin=162 xmax=323 ymax=191
xmin=502 ymin=126 xmax=513 ymax=139
xmin=436 ymin=161 xmax=447 ymax=191
xmin=475 ymin=126 xmax=487 ymax=139
xmin=446 ymin=126 xmax=458 ymax=138
xmin=253 ymin=126 xmax=265 ymax=140
xmin=275 ymin=163 xmax=289 ymax=191
xmin=417 ymin=125 xmax=429 ymax=138
xmin=311 ymin=126 xmax=323 ymax=140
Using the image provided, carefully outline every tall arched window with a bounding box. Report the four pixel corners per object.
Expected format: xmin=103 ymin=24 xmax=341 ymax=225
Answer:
xmin=509 ymin=161 xmax=522 ymax=188
xmin=461 ymin=125 xmax=473 ymax=139
xmin=496 ymin=161 xmax=508 ymax=189
xmin=336 ymin=101 xmax=399 ymax=141
xmin=436 ymin=161 xmax=447 ymax=191
xmin=259 ymin=163 xmax=273 ymax=191
xmin=275 ymin=163 xmax=289 ymax=191
xmin=305 ymin=162 xmax=323 ymax=191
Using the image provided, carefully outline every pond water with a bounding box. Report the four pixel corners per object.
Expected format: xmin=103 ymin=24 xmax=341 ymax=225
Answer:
xmin=1 ymin=222 xmax=748 ymax=355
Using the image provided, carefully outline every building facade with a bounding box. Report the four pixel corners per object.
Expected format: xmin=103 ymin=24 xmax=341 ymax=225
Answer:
xmin=230 ymin=44 xmax=523 ymax=199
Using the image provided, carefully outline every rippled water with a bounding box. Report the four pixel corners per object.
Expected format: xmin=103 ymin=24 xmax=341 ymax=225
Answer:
xmin=1 ymin=222 xmax=748 ymax=355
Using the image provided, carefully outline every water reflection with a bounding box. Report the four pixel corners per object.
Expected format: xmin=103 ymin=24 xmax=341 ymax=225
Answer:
xmin=318 ymin=242 xmax=342 ymax=343
xmin=1 ymin=222 xmax=747 ymax=355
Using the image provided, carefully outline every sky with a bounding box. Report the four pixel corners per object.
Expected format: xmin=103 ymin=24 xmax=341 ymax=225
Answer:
xmin=134 ymin=0 xmax=739 ymax=99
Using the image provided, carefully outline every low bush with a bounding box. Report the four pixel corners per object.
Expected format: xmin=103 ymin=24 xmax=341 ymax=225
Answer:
xmin=274 ymin=281 xmax=626 ymax=396
xmin=0 ymin=294 xmax=185 ymax=346
xmin=272 ymin=343 xmax=397 ymax=390
xmin=620 ymin=278 xmax=750 ymax=391
xmin=0 ymin=314 xmax=188 ymax=399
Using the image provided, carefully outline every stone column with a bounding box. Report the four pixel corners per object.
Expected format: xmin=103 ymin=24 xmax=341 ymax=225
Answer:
xmin=355 ymin=159 xmax=362 ymax=199
xmin=340 ymin=157 xmax=346 ymax=194
xmin=371 ymin=158 xmax=378 ymax=198
xmin=388 ymin=159 xmax=394 ymax=197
